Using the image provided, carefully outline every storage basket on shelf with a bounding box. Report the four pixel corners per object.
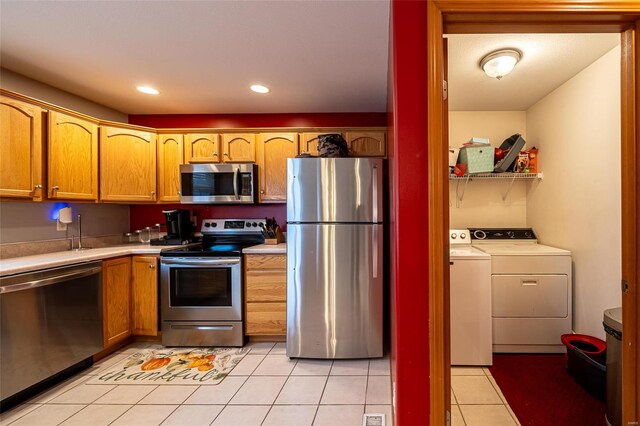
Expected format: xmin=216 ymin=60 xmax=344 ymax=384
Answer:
xmin=458 ymin=144 xmax=494 ymax=174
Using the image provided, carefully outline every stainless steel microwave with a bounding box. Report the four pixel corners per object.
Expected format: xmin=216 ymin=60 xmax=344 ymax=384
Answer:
xmin=179 ymin=164 xmax=258 ymax=204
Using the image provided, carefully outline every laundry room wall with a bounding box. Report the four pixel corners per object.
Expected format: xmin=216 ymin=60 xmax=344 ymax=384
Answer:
xmin=449 ymin=111 xmax=528 ymax=228
xmin=525 ymin=45 xmax=621 ymax=339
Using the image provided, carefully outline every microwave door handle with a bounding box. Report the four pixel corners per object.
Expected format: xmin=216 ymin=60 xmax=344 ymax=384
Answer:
xmin=233 ymin=167 xmax=239 ymax=200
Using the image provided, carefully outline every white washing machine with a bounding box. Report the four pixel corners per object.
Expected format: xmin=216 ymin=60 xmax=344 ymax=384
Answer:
xmin=470 ymin=228 xmax=572 ymax=353
xmin=449 ymin=229 xmax=492 ymax=365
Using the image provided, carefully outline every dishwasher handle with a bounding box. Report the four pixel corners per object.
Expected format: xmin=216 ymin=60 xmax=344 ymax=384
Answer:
xmin=0 ymin=265 xmax=102 ymax=294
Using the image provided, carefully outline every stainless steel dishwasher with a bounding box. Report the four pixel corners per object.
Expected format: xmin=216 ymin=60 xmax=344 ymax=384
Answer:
xmin=0 ymin=261 xmax=104 ymax=402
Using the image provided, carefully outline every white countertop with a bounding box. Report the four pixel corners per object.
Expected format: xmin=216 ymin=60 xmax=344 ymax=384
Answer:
xmin=242 ymin=243 xmax=287 ymax=254
xmin=0 ymin=244 xmax=181 ymax=277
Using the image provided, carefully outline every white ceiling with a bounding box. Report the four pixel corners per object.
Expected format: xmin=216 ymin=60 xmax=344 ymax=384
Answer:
xmin=0 ymin=0 xmax=390 ymax=114
xmin=0 ymin=3 xmax=622 ymax=115
xmin=447 ymin=33 xmax=620 ymax=111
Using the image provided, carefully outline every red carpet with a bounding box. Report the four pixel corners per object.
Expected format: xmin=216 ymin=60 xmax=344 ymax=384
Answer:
xmin=489 ymin=354 xmax=606 ymax=426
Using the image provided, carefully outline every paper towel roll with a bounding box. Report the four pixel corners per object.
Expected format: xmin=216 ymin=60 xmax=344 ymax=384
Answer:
xmin=58 ymin=207 xmax=72 ymax=224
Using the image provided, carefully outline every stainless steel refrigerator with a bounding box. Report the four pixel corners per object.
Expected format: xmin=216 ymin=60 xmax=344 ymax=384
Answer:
xmin=286 ymin=158 xmax=383 ymax=359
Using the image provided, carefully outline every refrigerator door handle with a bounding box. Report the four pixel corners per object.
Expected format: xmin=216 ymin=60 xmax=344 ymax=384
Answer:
xmin=372 ymin=225 xmax=379 ymax=279
xmin=372 ymin=164 xmax=378 ymax=223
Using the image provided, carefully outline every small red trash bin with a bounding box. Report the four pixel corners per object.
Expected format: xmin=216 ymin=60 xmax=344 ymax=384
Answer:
xmin=561 ymin=334 xmax=607 ymax=401
xmin=561 ymin=334 xmax=606 ymax=364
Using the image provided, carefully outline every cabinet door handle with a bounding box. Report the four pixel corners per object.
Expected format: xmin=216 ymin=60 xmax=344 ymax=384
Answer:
xmin=224 ymin=152 xmax=229 ymax=157
xmin=260 ymin=190 xmax=265 ymax=194
xmin=149 ymin=264 xmax=155 ymax=269
xmin=52 ymin=185 xmax=59 ymax=190
xmin=150 ymin=191 xmax=155 ymax=196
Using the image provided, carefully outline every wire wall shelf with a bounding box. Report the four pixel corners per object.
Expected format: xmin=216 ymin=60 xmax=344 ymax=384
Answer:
xmin=450 ymin=172 xmax=543 ymax=205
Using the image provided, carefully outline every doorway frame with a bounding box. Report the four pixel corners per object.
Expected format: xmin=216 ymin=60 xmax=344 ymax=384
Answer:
xmin=427 ymin=2 xmax=640 ymax=425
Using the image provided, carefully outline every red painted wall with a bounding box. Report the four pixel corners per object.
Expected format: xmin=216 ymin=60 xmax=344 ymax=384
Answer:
xmin=389 ymin=1 xmax=431 ymax=424
xmin=129 ymin=113 xmax=387 ymax=129
xmin=129 ymin=204 xmax=286 ymax=233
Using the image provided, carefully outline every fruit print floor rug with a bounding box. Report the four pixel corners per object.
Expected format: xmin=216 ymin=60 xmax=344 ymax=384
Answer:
xmin=87 ymin=347 xmax=249 ymax=385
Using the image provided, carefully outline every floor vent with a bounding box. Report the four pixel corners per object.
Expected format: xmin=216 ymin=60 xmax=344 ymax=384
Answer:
xmin=362 ymin=413 xmax=386 ymax=426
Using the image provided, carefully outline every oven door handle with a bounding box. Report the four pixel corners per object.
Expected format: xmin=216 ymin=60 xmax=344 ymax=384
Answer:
xmin=233 ymin=167 xmax=240 ymax=200
xmin=161 ymin=258 xmax=240 ymax=267
xmin=170 ymin=325 xmax=234 ymax=331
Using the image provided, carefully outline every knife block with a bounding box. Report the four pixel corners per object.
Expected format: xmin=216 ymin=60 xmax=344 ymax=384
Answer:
xmin=264 ymin=226 xmax=285 ymax=245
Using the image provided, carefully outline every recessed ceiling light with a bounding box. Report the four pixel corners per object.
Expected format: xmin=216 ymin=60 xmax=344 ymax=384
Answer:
xmin=480 ymin=49 xmax=522 ymax=80
xmin=250 ymin=84 xmax=270 ymax=94
xmin=137 ymin=85 xmax=160 ymax=95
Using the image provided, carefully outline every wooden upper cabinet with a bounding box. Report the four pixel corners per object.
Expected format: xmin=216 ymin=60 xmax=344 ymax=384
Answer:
xmin=131 ymin=256 xmax=159 ymax=336
xmin=100 ymin=125 xmax=157 ymax=202
xmin=184 ymin=133 xmax=220 ymax=163
xmin=256 ymin=133 xmax=298 ymax=203
xmin=299 ymin=132 xmax=342 ymax=157
xmin=103 ymin=256 xmax=132 ymax=348
xmin=0 ymin=96 xmax=43 ymax=200
xmin=48 ymin=110 xmax=99 ymax=200
xmin=222 ymin=133 xmax=256 ymax=163
xmin=346 ymin=131 xmax=386 ymax=157
xmin=157 ymin=134 xmax=183 ymax=203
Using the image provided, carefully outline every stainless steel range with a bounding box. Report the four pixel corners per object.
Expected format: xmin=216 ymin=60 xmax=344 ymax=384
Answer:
xmin=160 ymin=218 xmax=265 ymax=347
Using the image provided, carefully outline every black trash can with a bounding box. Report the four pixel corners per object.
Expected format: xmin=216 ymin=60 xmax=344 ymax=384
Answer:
xmin=604 ymin=307 xmax=622 ymax=426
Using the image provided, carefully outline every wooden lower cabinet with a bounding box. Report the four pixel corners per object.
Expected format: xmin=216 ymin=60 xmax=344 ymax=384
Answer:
xmin=103 ymin=255 xmax=160 ymax=348
xmin=246 ymin=303 xmax=286 ymax=335
xmin=131 ymin=256 xmax=159 ymax=336
xmin=103 ymin=257 xmax=132 ymax=348
xmin=244 ymin=254 xmax=287 ymax=336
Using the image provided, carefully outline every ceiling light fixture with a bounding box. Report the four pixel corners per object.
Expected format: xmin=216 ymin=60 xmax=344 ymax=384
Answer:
xmin=250 ymin=84 xmax=270 ymax=94
xmin=480 ymin=49 xmax=522 ymax=80
xmin=136 ymin=85 xmax=160 ymax=95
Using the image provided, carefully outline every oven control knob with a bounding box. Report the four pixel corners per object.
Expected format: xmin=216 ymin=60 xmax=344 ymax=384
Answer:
xmin=460 ymin=233 xmax=466 ymax=239
xmin=204 ymin=223 xmax=211 ymax=227
xmin=507 ymin=231 xmax=515 ymax=238
xmin=525 ymin=231 xmax=533 ymax=238
xmin=473 ymin=230 xmax=486 ymax=240
xmin=252 ymin=222 xmax=258 ymax=227
xmin=451 ymin=233 xmax=457 ymax=239
xmin=211 ymin=223 xmax=217 ymax=227
xmin=246 ymin=222 xmax=251 ymax=227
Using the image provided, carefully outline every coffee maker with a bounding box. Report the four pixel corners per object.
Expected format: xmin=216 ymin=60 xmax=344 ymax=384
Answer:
xmin=151 ymin=209 xmax=194 ymax=245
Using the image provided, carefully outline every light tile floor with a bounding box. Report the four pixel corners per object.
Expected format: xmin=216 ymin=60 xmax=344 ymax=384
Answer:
xmin=0 ymin=342 xmax=393 ymax=426
xmin=451 ymin=367 xmax=521 ymax=426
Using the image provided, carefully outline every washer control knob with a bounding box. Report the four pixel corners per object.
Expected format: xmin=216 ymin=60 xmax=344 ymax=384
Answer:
xmin=473 ymin=230 xmax=487 ymax=240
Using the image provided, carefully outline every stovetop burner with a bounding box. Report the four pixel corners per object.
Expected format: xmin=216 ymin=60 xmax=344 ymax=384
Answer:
xmin=160 ymin=218 xmax=266 ymax=258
